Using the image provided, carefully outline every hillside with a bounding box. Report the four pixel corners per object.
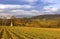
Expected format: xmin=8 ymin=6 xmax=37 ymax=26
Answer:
xmin=31 ymin=14 xmax=60 ymax=19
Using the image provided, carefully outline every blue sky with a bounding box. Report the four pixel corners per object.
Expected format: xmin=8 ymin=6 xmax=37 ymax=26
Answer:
xmin=0 ymin=0 xmax=60 ymax=18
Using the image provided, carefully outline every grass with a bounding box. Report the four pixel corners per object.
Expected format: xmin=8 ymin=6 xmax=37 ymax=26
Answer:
xmin=0 ymin=26 xmax=60 ymax=39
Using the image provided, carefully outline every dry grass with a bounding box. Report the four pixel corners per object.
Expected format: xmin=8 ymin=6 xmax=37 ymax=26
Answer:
xmin=0 ymin=26 xmax=60 ymax=39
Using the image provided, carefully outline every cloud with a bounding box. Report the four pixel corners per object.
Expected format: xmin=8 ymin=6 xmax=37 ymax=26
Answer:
xmin=0 ymin=0 xmax=54 ymax=10
xmin=0 ymin=10 xmax=4 ymax=12
xmin=44 ymin=6 xmax=58 ymax=12
xmin=22 ymin=0 xmax=37 ymax=3
xmin=0 ymin=8 xmax=59 ymax=19
xmin=10 ymin=10 xmax=40 ymax=15
xmin=0 ymin=9 xmax=56 ymax=16
xmin=0 ymin=0 xmax=38 ymax=5
xmin=49 ymin=7 xmax=58 ymax=12
xmin=0 ymin=4 xmax=32 ymax=9
xmin=0 ymin=0 xmax=59 ymax=18
xmin=0 ymin=9 xmax=42 ymax=16
xmin=41 ymin=0 xmax=55 ymax=3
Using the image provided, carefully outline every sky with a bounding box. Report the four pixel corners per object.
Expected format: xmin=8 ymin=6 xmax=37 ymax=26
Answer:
xmin=0 ymin=0 xmax=60 ymax=18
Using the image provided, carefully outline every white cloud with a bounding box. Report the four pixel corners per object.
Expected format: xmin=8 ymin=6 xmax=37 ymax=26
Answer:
xmin=0 ymin=4 xmax=32 ymax=9
xmin=22 ymin=5 xmax=32 ymax=8
xmin=44 ymin=6 xmax=58 ymax=12
xmin=11 ymin=10 xmax=25 ymax=12
xmin=41 ymin=0 xmax=55 ymax=3
xmin=11 ymin=0 xmax=37 ymax=3
xmin=31 ymin=10 xmax=39 ymax=12
xmin=10 ymin=10 xmax=40 ymax=16
xmin=0 ymin=9 xmax=57 ymax=17
xmin=0 ymin=13 xmax=13 ymax=19
xmin=22 ymin=0 xmax=37 ymax=3
xmin=0 ymin=10 xmax=4 ymax=12
xmin=50 ymin=7 xmax=58 ymax=12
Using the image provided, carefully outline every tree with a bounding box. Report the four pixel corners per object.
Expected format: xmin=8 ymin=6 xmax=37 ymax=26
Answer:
xmin=2 ymin=16 xmax=7 ymax=26
xmin=10 ymin=16 xmax=16 ymax=26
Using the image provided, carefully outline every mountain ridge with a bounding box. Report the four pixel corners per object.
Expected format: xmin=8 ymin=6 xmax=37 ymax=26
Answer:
xmin=31 ymin=14 xmax=60 ymax=19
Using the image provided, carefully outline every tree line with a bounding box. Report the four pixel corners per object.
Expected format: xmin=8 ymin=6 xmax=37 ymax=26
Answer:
xmin=0 ymin=16 xmax=60 ymax=28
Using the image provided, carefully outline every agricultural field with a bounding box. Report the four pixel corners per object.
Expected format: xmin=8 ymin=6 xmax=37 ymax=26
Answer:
xmin=0 ymin=26 xmax=60 ymax=39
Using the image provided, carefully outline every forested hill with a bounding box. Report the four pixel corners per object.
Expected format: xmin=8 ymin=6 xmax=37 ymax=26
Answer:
xmin=31 ymin=14 xmax=60 ymax=19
